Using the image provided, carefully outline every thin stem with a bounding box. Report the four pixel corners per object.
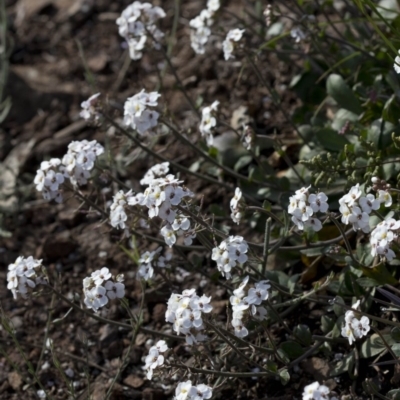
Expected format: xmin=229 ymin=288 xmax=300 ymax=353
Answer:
xmin=46 ymin=285 xmax=183 ymax=340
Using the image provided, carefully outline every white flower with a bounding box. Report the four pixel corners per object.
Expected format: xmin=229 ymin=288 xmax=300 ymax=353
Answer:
xmin=154 ymin=340 xmax=168 ymax=353
xmin=378 ymin=190 xmax=392 ymax=207
xmin=341 ymin=300 xmax=370 ymax=345
xmin=124 ymin=90 xmax=160 ymax=136
xmin=394 ymin=51 xmax=400 ymax=74
xmin=7 ymin=256 xmax=44 ymax=300
xmin=161 ymin=224 xmax=177 ymax=247
xmin=116 ymin=3 xmax=165 ymax=60
xmin=359 ymin=194 xmax=380 ymax=214
xmin=308 ymin=192 xmax=329 ymax=213
xmin=302 ymin=381 xmax=330 ymax=400
xmin=222 ymin=29 xmax=245 ymax=60
xmin=140 ymin=162 xmax=170 ymax=185
xmin=189 ymin=383 xmax=213 ymax=400
xmin=80 ymin=93 xmax=100 ymax=120
xmin=342 ymin=184 xmax=362 ymax=206
xmin=105 ymin=281 xmax=125 ymax=299
xmin=174 ymin=381 xmax=193 ymax=400
xmin=91 ymin=267 xmax=112 ymax=286
xmin=166 ymin=290 xmax=212 ymax=343
xmin=291 ymin=27 xmax=306 ymax=43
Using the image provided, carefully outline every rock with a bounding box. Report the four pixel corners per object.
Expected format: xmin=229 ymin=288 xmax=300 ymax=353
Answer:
xmin=8 ymin=371 xmax=22 ymax=391
xmin=123 ymin=374 xmax=144 ymax=389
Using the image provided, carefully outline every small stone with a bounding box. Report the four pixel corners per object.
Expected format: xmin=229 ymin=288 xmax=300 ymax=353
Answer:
xmin=8 ymin=371 xmax=22 ymax=391
xmin=123 ymin=374 xmax=144 ymax=388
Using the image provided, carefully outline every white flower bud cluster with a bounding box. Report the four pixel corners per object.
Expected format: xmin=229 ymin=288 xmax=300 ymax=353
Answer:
xmin=7 ymin=256 xmax=46 ymax=300
xmin=116 ymin=2 xmax=166 ymax=60
xmin=303 ymin=381 xmax=337 ymax=400
xmin=370 ymin=218 xmax=400 ymax=261
xmin=165 ymin=289 xmax=213 ymax=345
xmin=124 ymin=90 xmax=161 ymax=136
xmin=83 ymin=268 xmax=125 ymax=312
xmin=199 ymin=100 xmax=219 ymax=147
xmin=189 ymin=0 xmax=220 ymax=54
xmin=174 ymin=380 xmax=213 ymax=400
xmin=222 ymin=28 xmax=245 ymax=60
xmin=144 ymin=340 xmax=168 ymax=380
xmin=80 ymin=93 xmax=101 ymax=120
xmin=137 ymin=246 xmax=172 ymax=281
xmin=339 ymin=184 xmax=390 ymax=233
xmin=230 ymin=187 xmax=245 ymax=224
xmin=211 ymin=235 xmax=248 ymax=279
xmin=34 ymin=140 xmax=104 ymax=203
xmin=229 ymin=276 xmax=270 ymax=338
xmin=341 ymin=300 xmax=370 ymax=345
xmin=288 ymin=186 xmax=328 ymax=232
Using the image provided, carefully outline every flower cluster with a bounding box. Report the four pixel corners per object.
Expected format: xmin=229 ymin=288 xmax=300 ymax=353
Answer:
xmin=212 ymin=236 xmax=248 ymax=279
xmin=199 ymin=100 xmax=219 ymax=146
xmin=174 ymin=380 xmax=213 ymax=400
xmin=109 ymin=170 xmax=196 ymax=247
xmin=289 ymin=187 xmax=328 ymax=232
xmin=116 ymin=2 xmax=166 ymax=60
xmin=303 ymin=381 xmax=337 ymax=400
xmin=138 ymin=174 xmax=195 ymax=247
xmin=222 ymin=28 xmax=245 ymax=60
xmin=229 ymin=276 xmax=269 ymax=338
xmin=230 ymin=187 xmax=245 ymax=224
xmin=7 ymin=256 xmax=46 ymax=300
xmin=165 ymin=289 xmax=213 ymax=345
xmin=34 ymin=158 xmax=64 ymax=203
xmin=83 ymin=268 xmax=125 ymax=312
xmin=189 ymin=0 xmax=220 ymax=54
xmin=124 ymin=90 xmax=161 ymax=136
xmin=80 ymin=93 xmax=101 ymax=121
xmin=370 ymin=218 xmax=400 ymax=261
xmin=339 ymin=184 xmax=390 ymax=233
xmin=137 ymin=247 xmax=172 ymax=281
xmin=341 ymin=300 xmax=370 ymax=345
xmin=144 ymin=340 xmax=168 ymax=380
xmin=140 ymin=162 xmax=169 ymax=186
xmin=34 ymin=140 xmax=104 ymax=203
xmin=61 ymin=140 xmax=104 ymax=186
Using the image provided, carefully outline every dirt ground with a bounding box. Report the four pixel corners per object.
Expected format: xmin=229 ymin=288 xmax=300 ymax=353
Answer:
xmin=0 ymin=0 xmax=371 ymax=399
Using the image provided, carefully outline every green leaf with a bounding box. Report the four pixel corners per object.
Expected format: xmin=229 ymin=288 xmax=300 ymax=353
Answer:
xmin=279 ymin=368 xmax=290 ymax=385
xmin=331 ymin=349 xmax=355 ymax=376
xmin=293 ymin=324 xmax=312 ymax=346
xmin=360 ymin=333 xmax=395 ymax=358
xmin=333 ymin=296 xmax=345 ymax=317
xmin=360 ymin=262 xmax=397 ymax=285
xmin=326 ymin=74 xmax=362 ymax=114
xmin=331 ymin=108 xmax=359 ymax=132
xmin=234 ymin=155 xmax=252 ymax=171
xmin=383 ymin=95 xmax=400 ymax=124
xmin=321 ymin=315 xmax=335 ymax=333
xmin=387 ymin=389 xmax=400 ymax=400
xmin=391 ymin=327 xmax=400 ymax=342
xmin=356 ymin=278 xmax=380 ymax=287
xmin=279 ymin=341 xmax=304 ymax=360
xmin=391 ymin=343 xmax=400 ymax=357
xmin=315 ymin=128 xmax=350 ymax=152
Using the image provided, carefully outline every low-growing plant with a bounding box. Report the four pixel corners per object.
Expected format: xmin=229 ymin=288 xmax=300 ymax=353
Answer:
xmin=6 ymin=0 xmax=400 ymax=399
